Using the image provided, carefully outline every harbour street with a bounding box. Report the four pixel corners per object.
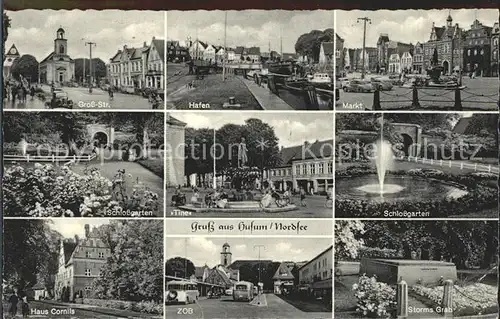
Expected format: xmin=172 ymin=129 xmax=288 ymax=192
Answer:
xmin=166 ymin=294 xmax=332 ymax=319
xmin=4 ymin=85 xmax=158 ymax=109
xmin=336 ymin=75 xmax=498 ymax=110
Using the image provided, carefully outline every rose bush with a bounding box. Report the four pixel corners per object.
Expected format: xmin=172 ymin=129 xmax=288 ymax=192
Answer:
xmin=3 ymin=163 xmax=159 ymax=217
xmin=352 ymin=274 xmax=396 ymax=318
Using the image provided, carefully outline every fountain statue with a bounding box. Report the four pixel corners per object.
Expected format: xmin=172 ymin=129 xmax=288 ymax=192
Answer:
xmin=237 ymin=137 xmax=248 ymax=168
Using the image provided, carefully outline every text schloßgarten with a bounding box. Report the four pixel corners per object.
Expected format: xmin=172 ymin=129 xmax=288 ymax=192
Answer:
xmin=191 ymin=221 xmax=308 ymax=234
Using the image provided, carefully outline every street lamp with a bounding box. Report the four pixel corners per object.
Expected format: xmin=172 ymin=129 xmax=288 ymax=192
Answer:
xmin=254 ymin=245 xmax=266 ymax=294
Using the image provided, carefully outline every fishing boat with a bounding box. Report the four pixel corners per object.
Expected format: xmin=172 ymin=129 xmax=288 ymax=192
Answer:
xmin=307 ymin=73 xmax=333 ymax=90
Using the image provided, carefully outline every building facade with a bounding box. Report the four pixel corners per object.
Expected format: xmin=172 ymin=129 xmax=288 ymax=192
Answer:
xmin=39 ymin=28 xmax=75 ymax=84
xmin=423 ymin=14 xmax=464 ymax=74
xmin=109 ymin=44 xmax=147 ymax=91
xmin=336 ymin=34 xmax=345 ymax=74
xmin=463 ymin=19 xmax=492 ymax=76
xmin=3 ymin=44 xmax=20 ymax=80
xmin=492 ymin=22 xmax=499 ymax=77
xmin=412 ymin=42 xmax=424 ymax=74
xmin=54 ymin=224 xmax=110 ymax=302
xmin=272 ymin=262 xmax=295 ymax=294
xmin=189 ymin=40 xmax=207 ymax=60
xmin=145 ymin=38 xmax=165 ymax=90
xmin=298 ymin=245 xmax=332 ymax=297
xmin=166 ymin=115 xmax=186 ymax=187
xmin=268 ymin=139 xmax=333 ymax=194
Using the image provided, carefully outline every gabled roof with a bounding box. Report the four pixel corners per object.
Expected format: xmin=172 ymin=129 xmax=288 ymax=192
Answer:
xmin=235 ymin=46 xmax=246 ymax=55
xmin=272 ymin=262 xmax=295 ymax=280
xmin=63 ymin=240 xmax=77 ymax=264
xmin=247 ymin=47 xmax=261 ymax=55
xmin=152 ymin=38 xmax=165 ymax=62
xmin=321 ymin=42 xmax=334 ymax=56
xmin=278 ymin=139 xmax=333 ymax=166
xmin=6 ymin=44 xmax=20 ymax=56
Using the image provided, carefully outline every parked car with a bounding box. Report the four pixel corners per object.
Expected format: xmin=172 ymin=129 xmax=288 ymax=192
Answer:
xmin=338 ymin=77 xmax=350 ymax=90
xmin=225 ymin=288 xmax=233 ymax=296
xmin=343 ymin=79 xmax=374 ymax=93
xmin=370 ymin=78 xmax=393 ymax=91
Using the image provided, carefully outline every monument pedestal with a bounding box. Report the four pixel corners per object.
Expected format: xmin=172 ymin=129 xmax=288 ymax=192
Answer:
xmin=360 ymin=258 xmax=457 ymax=285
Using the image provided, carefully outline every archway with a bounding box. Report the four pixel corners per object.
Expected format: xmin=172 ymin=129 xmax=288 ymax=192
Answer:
xmin=400 ymin=133 xmax=414 ymax=157
xmin=442 ymin=61 xmax=449 ymax=75
xmin=93 ymin=131 xmax=108 ymax=147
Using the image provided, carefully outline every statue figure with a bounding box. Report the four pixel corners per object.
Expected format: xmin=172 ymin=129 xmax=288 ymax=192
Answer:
xmin=237 ymin=137 xmax=248 ymax=168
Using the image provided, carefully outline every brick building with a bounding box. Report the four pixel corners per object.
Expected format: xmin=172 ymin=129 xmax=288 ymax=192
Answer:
xmin=463 ymin=19 xmax=493 ymax=76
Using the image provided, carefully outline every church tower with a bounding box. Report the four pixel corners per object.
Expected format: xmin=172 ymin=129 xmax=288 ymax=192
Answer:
xmin=54 ymin=27 xmax=68 ymax=56
xmin=220 ymin=243 xmax=232 ymax=267
xmin=446 ymin=12 xmax=453 ymax=28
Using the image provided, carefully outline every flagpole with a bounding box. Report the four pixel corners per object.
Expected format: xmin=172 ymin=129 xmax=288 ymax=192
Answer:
xmin=222 ymin=12 xmax=227 ymax=81
xmin=213 ymin=128 xmax=216 ymax=189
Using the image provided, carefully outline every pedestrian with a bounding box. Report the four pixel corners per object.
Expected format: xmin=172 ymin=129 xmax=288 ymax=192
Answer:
xmin=30 ymin=86 xmax=35 ymax=100
xmin=11 ymin=84 xmax=17 ymax=105
xmin=21 ymin=295 xmax=29 ymax=318
xmin=8 ymin=290 xmax=19 ymax=318
xmin=300 ymin=187 xmax=306 ymax=207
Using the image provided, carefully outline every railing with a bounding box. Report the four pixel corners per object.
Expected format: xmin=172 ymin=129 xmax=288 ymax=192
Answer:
xmin=372 ymin=85 xmax=499 ymax=110
xmin=4 ymin=153 xmax=97 ymax=163
xmin=401 ymin=156 xmax=499 ymax=174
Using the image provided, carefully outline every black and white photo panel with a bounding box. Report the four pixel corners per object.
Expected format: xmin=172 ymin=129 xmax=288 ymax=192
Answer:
xmin=335 ymin=9 xmax=499 ymax=111
xmin=3 ymin=111 xmax=165 ymax=217
xmin=166 ymin=112 xmax=334 ymax=218
xmin=166 ymin=10 xmax=334 ymax=110
xmin=3 ymin=10 xmax=165 ymax=110
xmin=335 ymin=112 xmax=498 ymax=218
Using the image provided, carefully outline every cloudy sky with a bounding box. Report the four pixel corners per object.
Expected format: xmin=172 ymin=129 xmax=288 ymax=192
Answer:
xmin=167 ymin=10 xmax=334 ymax=54
xmin=5 ymin=10 xmax=164 ymax=62
xmin=48 ymin=219 xmax=110 ymax=238
xmin=337 ymin=9 xmax=498 ymax=49
xmin=169 ymin=112 xmax=333 ymax=147
xmin=166 ymin=237 xmax=332 ymax=267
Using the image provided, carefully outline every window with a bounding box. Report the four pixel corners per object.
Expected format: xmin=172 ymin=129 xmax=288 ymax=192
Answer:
xmin=494 ymin=38 xmax=499 ymax=46
xmin=85 ymin=269 xmax=91 ymax=276
xmin=474 ymin=49 xmax=478 ymax=56
xmin=85 ymin=251 xmax=91 ymax=258
xmin=468 ymin=49 xmax=471 ymax=56
xmin=59 ymin=45 xmax=65 ymax=54
xmin=328 ymin=162 xmax=333 ymax=174
xmin=310 ymin=164 xmax=315 ymax=175
xmin=480 ymin=49 xmax=484 ymax=55
xmin=301 ymin=165 xmax=307 ymax=175
xmin=295 ymin=165 xmax=300 ymax=175
xmin=98 ymin=252 xmax=104 ymax=258
xmin=318 ymin=163 xmax=324 ymax=174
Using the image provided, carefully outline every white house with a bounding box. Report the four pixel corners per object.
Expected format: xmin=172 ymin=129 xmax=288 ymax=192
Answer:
xmin=389 ymin=53 xmax=401 ymax=74
xmin=400 ymin=51 xmax=413 ymax=72
xmin=203 ymin=44 xmax=217 ymax=62
xmin=215 ymin=47 xmax=226 ymax=63
xmin=227 ymin=48 xmax=236 ymax=62
xmin=189 ymin=40 xmax=207 ymax=60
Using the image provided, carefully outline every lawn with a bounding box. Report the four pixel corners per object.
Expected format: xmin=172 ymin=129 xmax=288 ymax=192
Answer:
xmin=137 ymin=158 xmax=163 ymax=178
xmin=168 ymin=73 xmax=260 ymax=109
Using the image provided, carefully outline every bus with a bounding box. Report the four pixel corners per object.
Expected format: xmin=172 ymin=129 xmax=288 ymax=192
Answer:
xmin=233 ymin=281 xmax=255 ymax=301
xmin=165 ymin=280 xmax=199 ymax=305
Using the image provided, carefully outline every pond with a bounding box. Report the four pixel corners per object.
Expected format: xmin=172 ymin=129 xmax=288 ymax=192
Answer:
xmin=336 ymin=174 xmax=468 ymax=203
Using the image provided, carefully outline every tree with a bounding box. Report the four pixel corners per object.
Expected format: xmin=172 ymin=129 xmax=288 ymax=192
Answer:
xmin=3 ymin=220 xmax=60 ymax=293
xmin=93 ymin=220 xmax=163 ymax=302
xmin=3 ymin=12 xmax=11 ymax=61
xmin=11 ymin=54 xmax=39 ymax=82
xmin=166 ymin=257 xmax=196 ymax=279
xmin=335 ymin=220 xmax=365 ymax=261
xmin=295 ymin=28 xmax=334 ymax=62
xmin=74 ymin=58 xmax=107 ymax=83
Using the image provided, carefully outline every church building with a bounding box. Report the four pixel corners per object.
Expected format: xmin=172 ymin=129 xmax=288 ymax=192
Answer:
xmin=39 ymin=27 xmax=75 ymax=84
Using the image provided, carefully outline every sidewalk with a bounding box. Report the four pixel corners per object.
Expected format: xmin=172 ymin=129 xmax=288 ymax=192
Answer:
xmin=39 ymin=299 xmax=163 ymax=318
xmin=241 ymin=78 xmax=294 ymax=110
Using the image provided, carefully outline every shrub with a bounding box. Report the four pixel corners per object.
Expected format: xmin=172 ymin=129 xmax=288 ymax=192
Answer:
xmin=82 ymin=298 xmax=163 ymax=314
xmin=352 ymin=274 xmax=396 ymax=318
xmin=3 ymin=163 xmax=160 ymax=216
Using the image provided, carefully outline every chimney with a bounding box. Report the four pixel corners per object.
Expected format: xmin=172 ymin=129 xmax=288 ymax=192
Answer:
xmin=84 ymin=224 xmax=90 ymax=238
xmin=143 ymin=41 xmax=147 ymax=47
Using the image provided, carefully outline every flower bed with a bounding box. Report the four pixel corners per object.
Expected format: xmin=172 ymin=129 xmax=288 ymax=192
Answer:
xmin=82 ymin=298 xmax=162 ymax=315
xmin=411 ymin=283 xmax=498 ymax=317
xmin=352 ymin=274 xmax=396 ymax=318
xmin=3 ymin=163 xmax=159 ymax=217
xmin=336 ymin=167 xmax=497 ymax=217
